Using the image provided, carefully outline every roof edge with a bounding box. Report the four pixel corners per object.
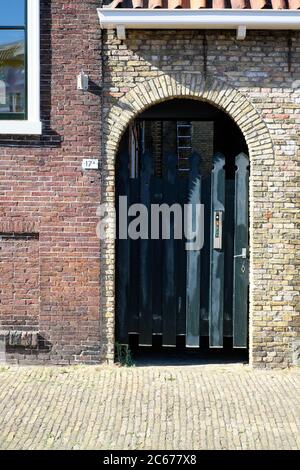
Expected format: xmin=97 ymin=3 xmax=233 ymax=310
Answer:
xmin=97 ymin=9 xmax=300 ymax=31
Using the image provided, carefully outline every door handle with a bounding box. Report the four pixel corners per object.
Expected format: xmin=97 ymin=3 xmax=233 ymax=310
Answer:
xmin=234 ymin=248 xmax=247 ymax=259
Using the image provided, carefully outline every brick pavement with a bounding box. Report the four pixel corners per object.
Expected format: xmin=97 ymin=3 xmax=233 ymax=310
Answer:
xmin=0 ymin=364 xmax=299 ymax=450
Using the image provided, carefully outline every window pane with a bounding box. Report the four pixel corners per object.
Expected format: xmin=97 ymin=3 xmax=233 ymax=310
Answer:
xmin=0 ymin=31 xmax=25 ymax=115
xmin=0 ymin=1 xmax=25 ymax=27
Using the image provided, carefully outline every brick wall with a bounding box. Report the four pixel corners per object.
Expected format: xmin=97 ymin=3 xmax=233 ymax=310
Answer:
xmin=102 ymin=29 xmax=300 ymax=368
xmin=0 ymin=234 xmax=39 ymax=330
xmin=0 ymin=1 xmax=102 ymax=364
xmin=191 ymin=121 xmax=214 ymax=176
xmin=0 ymin=3 xmax=299 ymax=367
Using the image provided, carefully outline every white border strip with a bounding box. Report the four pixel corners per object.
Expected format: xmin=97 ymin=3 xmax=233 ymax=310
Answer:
xmin=0 ymin=0 xmax=42 ymax=135
xmin=27 ymin=0 xmax=41 ymax=129
xmin=98 ymin=9 xmax=300 ymax=30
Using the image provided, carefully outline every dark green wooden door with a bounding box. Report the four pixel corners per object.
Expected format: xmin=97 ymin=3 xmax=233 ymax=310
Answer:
xmin=116 ymin=151 xmax=249 ymax=349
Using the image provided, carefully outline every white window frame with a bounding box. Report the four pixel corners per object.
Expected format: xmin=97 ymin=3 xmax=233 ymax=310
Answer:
xmin=0 ymin=0 xmax=41 ymax=135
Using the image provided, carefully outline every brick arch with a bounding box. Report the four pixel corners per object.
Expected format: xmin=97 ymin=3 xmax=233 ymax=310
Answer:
xmin=100 ymin=73 xmax=274 ymax=364
xmin=104 ymin=73 xmax=273 ymax=162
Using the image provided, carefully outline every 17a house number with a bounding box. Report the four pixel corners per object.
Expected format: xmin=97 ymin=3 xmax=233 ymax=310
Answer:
xmin=82 ymin=159 xmax=99 ymax=170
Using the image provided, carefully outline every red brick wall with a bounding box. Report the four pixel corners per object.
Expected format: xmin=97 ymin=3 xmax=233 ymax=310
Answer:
xmin=0 ymin=1 xmax=102 ymax=364
xmin=0 ymin=235 xmax=39 ymax=329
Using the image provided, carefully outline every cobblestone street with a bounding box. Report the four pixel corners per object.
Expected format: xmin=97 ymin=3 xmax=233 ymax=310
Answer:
xmin=0 ymin=364 xmax=299 ymax=450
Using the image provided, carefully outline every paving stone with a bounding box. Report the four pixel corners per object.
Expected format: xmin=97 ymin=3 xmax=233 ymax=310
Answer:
xmin=0 ymin=364 xmax=299 ymax=450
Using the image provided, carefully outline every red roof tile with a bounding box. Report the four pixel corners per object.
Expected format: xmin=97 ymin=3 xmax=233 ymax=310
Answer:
xmin=104 ymin=0 xmax=300 ymax=9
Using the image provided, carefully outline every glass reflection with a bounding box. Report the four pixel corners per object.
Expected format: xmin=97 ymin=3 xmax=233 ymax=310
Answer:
xmin=0 ymin=1 xmax=25 ymax=27
xmin=0 ymin=31 xmax=25 ymax=115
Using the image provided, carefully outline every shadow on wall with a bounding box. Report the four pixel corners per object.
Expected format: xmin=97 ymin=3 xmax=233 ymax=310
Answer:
xmin=0 ymin=331 xmax=52 ymax=362
xmin=103 ymin=29 xmax=298 ymax=114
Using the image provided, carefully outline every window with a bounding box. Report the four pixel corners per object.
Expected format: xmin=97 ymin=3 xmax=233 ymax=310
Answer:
xmin=0 ymin=1 xmax=41 ymax=134
xmin=0 ymin=1 xmax=26 ymax=119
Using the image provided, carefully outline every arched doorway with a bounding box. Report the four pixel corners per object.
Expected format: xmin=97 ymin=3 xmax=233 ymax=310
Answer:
xmin=115 ymin=98 xmax=249 ymax=361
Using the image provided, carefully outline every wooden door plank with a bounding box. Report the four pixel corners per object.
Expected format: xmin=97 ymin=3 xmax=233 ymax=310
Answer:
xmin=139 ymin=152 xmax=153 ymax=346
xmin=152 ymin=176 xmax=163 ymax=335
xmin=224 ymin=180 xmax=235 ymax=337
xmin=186 ymin=152 xmax=202 ymax=347
xmin=128 ymin=178 xmax=139 ymax=334
xmin=162 ymin=153 xmax=177 ymax=347
xmin=200 ymin=175 xmax=211 ymax=337
xmin=176 ymin=176 xmax=187 ymax=336
xmin=233 ymin=153 xmax=249 ymax=348
xmin=116 ymin=152 xmax=130 ymax=344
xmin=209 ymin=153 xmax=225 ymax=348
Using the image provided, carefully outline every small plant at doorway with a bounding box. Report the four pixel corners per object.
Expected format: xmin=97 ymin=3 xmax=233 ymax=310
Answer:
xmin=115 ymin=342 xmax=135 ymax=367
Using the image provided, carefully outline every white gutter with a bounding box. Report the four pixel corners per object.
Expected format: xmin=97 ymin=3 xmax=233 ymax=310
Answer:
xmin=97 ymin=9 xmax=300 ymax=39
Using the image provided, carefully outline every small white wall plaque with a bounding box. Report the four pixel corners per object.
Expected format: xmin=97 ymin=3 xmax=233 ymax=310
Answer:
xmin=82 ymin=159 xmax=99 ymax=170
xmin=77 ymin=71 xmax=89 ymax=91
